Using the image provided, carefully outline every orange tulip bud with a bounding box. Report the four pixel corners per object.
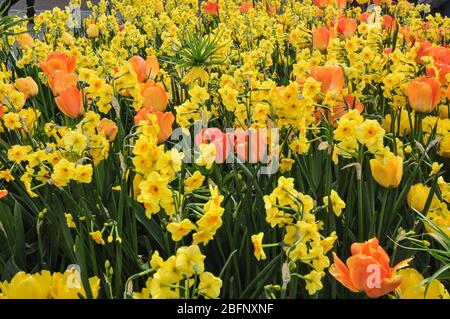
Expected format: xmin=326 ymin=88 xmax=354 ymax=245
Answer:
xmin=407 ymin=77 xmax=441 ymax=113
xmin=329 ymin=238 xmax=412 ymax=298
xmin=40 ymin=53 xmax=76 ymax=77
xmin=239 ymin=2 xmax=253 ymax=13
xmin=383 ymin=15 xmax=396 ymax=31
xmin=312 ymin=27 xmax=330 ymax=51
xmin=313 ymin=0 xmax=331 ymax=9
xmin=16 ymin=33 xmax=34 ymax=49
xmin=55 ymin=87 xmax=84 ymax=118
xmin=310 ymin=65 xmax=345 ymax=95
xmin=15 ymin=77 xmax=39 ymax=99
xmin=204 ymin=1 xmax=219 ymax=16
xmin=0 ymin=189 xmax=8 ymax=199
xmin=154 ymin=111 xmax=175 ymax=144
xmin=337 ymin=18 xmax=357 ymax=39
xmin=141 ymin=80 xmax=169 ymax=111
xmin=97 ymin=118 xmax=118 ymax=141
xmin=370 ymin=153 xmax=403 ymax=188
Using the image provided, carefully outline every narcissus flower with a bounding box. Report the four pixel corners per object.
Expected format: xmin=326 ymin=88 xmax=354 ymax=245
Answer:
xmin=370 ymin=152 xmax=403 ymax=188
xmin=184 ymin=171 xmax=205 ymax=192
xmin=175 ymin=245 xmax=206 ymax=276
xmin=198 ymin=272 xmax=222 ymax=298
xmin=407 ymin=77 xmax=441 ymax=113
xmin=90 ymin=231 xmax=105 ymax=245
xmin=323 ymin=189 xmax=346 ymax=216
xmin=329 ymin=237 xmax=412 ymax=298
xmin=167 ymin=219 xmax=195 ymax=241
xmin=251 ymin=232 xmax=266 ymax=261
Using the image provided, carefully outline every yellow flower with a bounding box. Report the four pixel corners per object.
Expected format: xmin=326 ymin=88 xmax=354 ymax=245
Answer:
xmin=407 ymin=183 xmax=440 ymax=212
xmin=3 ymin=112 xmax=22 ymax=130
xmin=323 ymin=189 xmax=346 ymax=217
xmin=304 ymin=270 xmax=324 ymax=295
xmin=279 ymin=158 xmax=295 ymax=173
xmin=7 ymin=145 xmax=32 ymax=163
xmin=356 ymin=119 xmax=385 ymax=152
xmin=65 ymin=213 xmax=76 ymax=229
xmin=90 ymin=231 xmax=105 ymax=245
xmin=396 ymin=268 xmax=449 ymax=299
xmin=198 ymin=272 xmax=222 ymax=299
xmin=437 ymin=177 xmax=450 ymax=203
xmin=251 ymin=232 xmax=266 ymax=261
xmin=0 ymin=271 xmax=52 ymax=299
xmin=150 ymin=250 xmax=164 ymax=269
xmin=167 ymin=219 xmax=195 ymax=241
xmin=184 ymin=170 xmax=205 ymax=192
xmin=52 ymin=159 xmax=76 ymax=187
xmin=195 ymin=143 xmax=216 ymax=169
xmin=51 ymin=268 xmax=101 ymax=299
xmin=175 ymin=245 xmax=205 ymax=276
xmin=182 ymin=67 xmax=209 ymax=85
xmin=429 ymin=162 xmax=443 ymax=177
xmin=74 ymin=164 xmax=93 ymax=183
xmin=369 ymin=152 xmax=403 ymax=188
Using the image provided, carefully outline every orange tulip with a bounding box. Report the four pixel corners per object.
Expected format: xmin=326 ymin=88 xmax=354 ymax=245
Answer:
xmin=16 ymin=33 xmax=34 ymax=49
xmin=414 ymin=40 xmax=432 ymax=64
xmin=310 ymin=65 xmax=345 ymax=95
xmin=204 ymin=1 xmax=219 ymax=16
xmin=426 ymin=62 xmax=450 ymax=84
xmin=337 ymin=18 xmax=357 ymax=39
xmin=383 ymin=15 xmax=396 ymax=31
xmin=239 ymin=2 xmax=253 ymax=13
xmin=97 ymin=118 xmax=118 ymax=141
xmin=154 ymin=111 xmax=175 ymax=144
xmin=129 ymin=56 xmax=147 ymax=83
xmin=360 ymin=12 xmax=369 ymax=23
xmin=0 ymin=103 xmax=4 ymax=117
xmin=312 ymin=27 xmax=330 ymax=51
xmin=0 ymin=189 xmax=8 ymax=199
xmin=15 ymin=77 xmax=39 ymax=99
xmin=316 ymin=95 xmax=364 ymax=123
xmin=141 ymin=80 xmax=169 ymax=111
xmin=130 ymin=55 xmax=159 ymax=82
xmin=55 ymin=87 xmax=84 ymax=118
xmin=48 ymin=70 xmax=78 ymax=96
xmin=40 ymin=53 xmax=76 ymax=77
xmin=336 ymin=0 xmax=347 ymax=9
xmin=329 ymin=238 xmax=412 ymax=298
xmin=313 ymin=0 xmax=331 ymax=9
xmin=407 ymin=77 xmax=441 ymax=113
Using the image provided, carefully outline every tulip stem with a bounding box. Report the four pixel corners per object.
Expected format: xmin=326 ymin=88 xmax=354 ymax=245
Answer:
xmin=377 ymin=189 xmax=389 ymax=238
xmin=357 ymin=148 xmax=364 ymax=242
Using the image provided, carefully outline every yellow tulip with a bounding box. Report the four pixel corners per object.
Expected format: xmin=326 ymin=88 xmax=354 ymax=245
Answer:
xmin=407 ymin=183 xmax=439 ymax=212
xmin=0 ymin=271 xmax=52 ymax=299
xmin=369 ymin=153 xmax=403 ymax=188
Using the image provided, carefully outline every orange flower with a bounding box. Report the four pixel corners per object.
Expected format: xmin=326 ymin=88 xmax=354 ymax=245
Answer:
xmin=316 ymin=95 xmax=364 ymax=123
xmin=239 ymin=2 xmax=253 ymax=13
xmin=55 ymin=87 xmax=84 ymax=118
xmin=407 ymin=77 xmax=441 ymax=113
xmin=204 ymin=1 xmax=219 ymax=16
xmin=310 ymin=65 xmax=345 ymax=95
xmin=383 ymin=15 xmax=396 ymax=31
xmin=337 ymin=17 xmax=357 ymax=39
xmin=0 ymin=189 xmax=8 ymax=199
xmin=0 ymin=103 xmax=4 ymax=117
xmin=48 ymin=70 xmax=78 ymax=96
xmin=194 ymin=128 xmax=232 ymax=163
xmin=15 ymin=77 xmax=39 ymax=99
xmin=336 ymin=0 xmax=347 ymax=9
xmin=40 ymin=53 xmax=76 ymax=77
xmin=414 ymin=40 xmax=432 ymax=64
xmin=141 ymin=80 xmax=169 ymax=111
xmin=16 ymin=33 xmax=34 ymax=49
xmin=154 ymin=111 xmax=175 ymax=144
xmin=312 ymin=27 xmax=330 ymax=51
xmin=97 ymin=118 xmax=118 ymax=141
xmin=426 ymin=62 xmax=450 ymax=84
xmin=313 ymin=0 xmax=331 ymax=9
xmin=129 ymin=55 xmax=159 ymax=83
xmin=329 ymin=238 xmax=412 ymax=298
